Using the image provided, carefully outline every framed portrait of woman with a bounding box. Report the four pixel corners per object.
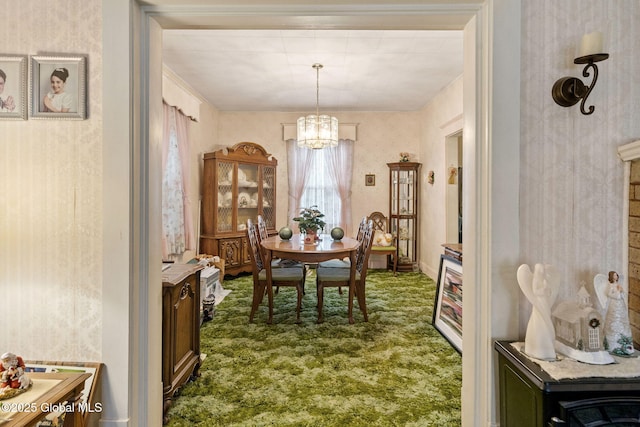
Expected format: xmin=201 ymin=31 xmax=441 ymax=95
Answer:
xmin=0 ymin=55 xmax=27 ymax=120
xmin=30 ymin=54 xmax=87 ymax=120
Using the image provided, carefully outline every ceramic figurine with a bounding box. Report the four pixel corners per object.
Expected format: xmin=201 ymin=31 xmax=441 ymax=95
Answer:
xmin=594 ymin=271 xmax=635 ymax=356
xmin=517 ymin=263 xmax=559 ymax=360
xmin=552 ymin=284 xmax=614 ymax=364
xmin=0 ymin=352 xmax=32 ymax=399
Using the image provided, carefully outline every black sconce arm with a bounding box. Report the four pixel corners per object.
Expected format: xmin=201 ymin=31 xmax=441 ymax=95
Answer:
xmin=551 ymin=53 xmax=608 ymax=116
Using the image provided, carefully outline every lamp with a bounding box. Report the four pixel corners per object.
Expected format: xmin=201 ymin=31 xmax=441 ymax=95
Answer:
xmin=297 ymin=64 xmax=339 ymax=149
xmin=552 ymin=31 xmax=609 ymax=115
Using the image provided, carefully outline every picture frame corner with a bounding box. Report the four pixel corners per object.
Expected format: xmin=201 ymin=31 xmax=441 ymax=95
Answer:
xmin=433 ymin=254 xmax=463 ymax=353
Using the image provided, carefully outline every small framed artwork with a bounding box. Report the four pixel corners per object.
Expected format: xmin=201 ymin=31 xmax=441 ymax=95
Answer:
xmin=0 ymin=55 xmax=27 ymax=120
xmin=433 ymin=255 xmax=463 ymax=353
xmin=365 ymin=174 xmax=375 ymax=186
xmin=30 ymin=54 xmax=87 ymax=120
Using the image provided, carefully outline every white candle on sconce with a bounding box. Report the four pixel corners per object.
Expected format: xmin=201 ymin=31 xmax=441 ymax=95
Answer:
xmin=578 ymin=31 xmax=604 ymax=57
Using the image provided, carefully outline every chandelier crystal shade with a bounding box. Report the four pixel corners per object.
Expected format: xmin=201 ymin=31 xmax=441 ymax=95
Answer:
xmin=297 ymin=64 xmax=339 ymax=149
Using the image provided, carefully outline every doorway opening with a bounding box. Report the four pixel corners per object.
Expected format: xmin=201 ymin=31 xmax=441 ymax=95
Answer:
xmin=446 ymin=131 xmax=463 ymax=244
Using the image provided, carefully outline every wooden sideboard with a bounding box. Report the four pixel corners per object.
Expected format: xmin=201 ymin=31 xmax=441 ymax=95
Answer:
xmin=162 ymin=264 xmax=203 ymax=424
xmin=495 ymin=340 xmax=640 ymax=426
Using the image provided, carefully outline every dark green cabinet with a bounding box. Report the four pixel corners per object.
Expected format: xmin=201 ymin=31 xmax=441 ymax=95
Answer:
xmin=495 ymin=340 xmax=640 ymax=427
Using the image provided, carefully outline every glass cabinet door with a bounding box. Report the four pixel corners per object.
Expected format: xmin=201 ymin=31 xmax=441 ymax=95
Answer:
xmin=236 ymin=163 xmax=259 ymax=231
xmin=262 ymin=165 xmax=276 ymax=229
xmin=216 ymin=161 xmax=233 ymax=233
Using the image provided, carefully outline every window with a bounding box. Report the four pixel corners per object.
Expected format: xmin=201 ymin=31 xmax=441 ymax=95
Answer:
xmin=300 ymin=150 xmax=341 ymax=232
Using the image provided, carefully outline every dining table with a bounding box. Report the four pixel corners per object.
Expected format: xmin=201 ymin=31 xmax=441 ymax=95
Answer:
xmin=260 ymin=233 xmax=362 ymax=324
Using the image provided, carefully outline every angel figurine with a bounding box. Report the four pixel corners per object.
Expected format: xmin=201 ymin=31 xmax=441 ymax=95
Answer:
xmin=517 ymin=263 xmax=559 ymax=360
xmin=594 ymin=271 xmax=635 ymax=356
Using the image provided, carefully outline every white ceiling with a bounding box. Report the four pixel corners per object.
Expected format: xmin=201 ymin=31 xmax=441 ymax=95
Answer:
xmin=162 ymin=29 xmax=464 ymax=112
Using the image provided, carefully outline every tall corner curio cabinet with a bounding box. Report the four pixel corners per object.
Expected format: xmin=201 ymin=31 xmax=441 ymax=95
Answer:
xmin=388 ymin=162 xmax=421 ymax=272
xmin=200 ymin=142 xmax=277 ymax=276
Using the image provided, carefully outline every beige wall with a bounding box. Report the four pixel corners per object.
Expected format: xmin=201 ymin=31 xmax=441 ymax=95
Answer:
xmin=0 ymin=0 xmax=103 ymax=361
xmin=182 ymin=81 xmax=463 ymax=276
xmin=419 ymin=76 xmax=463 ymax=278
xmin=519 ymin=0 xmax=640 ymax=333
xmin=217 ymin=111 xmax=422 ymax=235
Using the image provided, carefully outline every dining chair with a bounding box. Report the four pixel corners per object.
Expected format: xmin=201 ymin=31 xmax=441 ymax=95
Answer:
xmin=367 ymin=211 xmax=398 ymax=275
xmin=247 ymin=219 xmax=306 ymax=324
xmin=317 ymin=216 xmax=368 ymax=294
xmin=315 ymin=219 xmax=375 ymax=323
xmin=317 ymin=216 xmax=367 ymax=270
xmin=257 ymin=215 xmax=306 ymax=294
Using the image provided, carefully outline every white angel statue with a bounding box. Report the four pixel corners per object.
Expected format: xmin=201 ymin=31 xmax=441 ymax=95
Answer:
xmin=594 ymin=271 xmax=635 ymax=356
xmin=517 ymin=263 xmax=559 ymax=360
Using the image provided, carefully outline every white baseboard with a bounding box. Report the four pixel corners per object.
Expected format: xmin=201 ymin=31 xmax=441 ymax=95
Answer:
xmin=99 ymin=419 xmax=130 ymax=427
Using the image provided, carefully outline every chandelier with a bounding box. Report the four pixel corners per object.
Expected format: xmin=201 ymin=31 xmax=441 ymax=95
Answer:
xmin=297 ymin=64 xmax=339 ymax=149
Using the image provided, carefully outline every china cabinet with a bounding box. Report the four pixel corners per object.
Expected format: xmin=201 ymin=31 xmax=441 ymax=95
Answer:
xmin=388 ymin=162 xmax=421 ymax=272
xmin=200 ymin=142 xmax=277 ymax=276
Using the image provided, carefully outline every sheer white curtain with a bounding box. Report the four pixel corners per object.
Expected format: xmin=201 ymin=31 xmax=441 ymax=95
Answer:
xmin=162 ymin=102 xmax=195 ymax=258
xmin=325 ymin=139 xmax=354 ymax=236
xmin=286 ymin=139 xmax=314 ymax=230
xmin=288 ymin=139 xmax=354 ymax=235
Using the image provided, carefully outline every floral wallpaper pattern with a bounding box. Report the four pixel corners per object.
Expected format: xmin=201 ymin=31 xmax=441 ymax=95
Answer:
xmin=0 ymin=0 xmax=103 ymax=360
xmin=519 ymin=0 xmax=640 ymax=328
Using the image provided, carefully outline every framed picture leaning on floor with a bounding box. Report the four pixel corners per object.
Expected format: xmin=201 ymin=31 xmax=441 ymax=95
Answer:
xmin=30 ymin=54 xmax=87 ymax=120
xmin=433 ymin=254 xmax=463 ymax=353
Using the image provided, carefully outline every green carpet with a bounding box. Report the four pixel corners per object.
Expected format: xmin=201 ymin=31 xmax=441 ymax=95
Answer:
xmin=166 ymin=270 xmax=462 ymax=426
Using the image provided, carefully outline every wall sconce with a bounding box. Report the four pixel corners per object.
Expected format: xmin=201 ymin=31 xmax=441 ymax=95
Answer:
xmin=552 ymin=31 xmax=609 ymax=115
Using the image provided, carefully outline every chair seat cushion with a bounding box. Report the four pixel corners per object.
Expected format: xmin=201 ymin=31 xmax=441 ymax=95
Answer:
xmin=318 ymin=258 xmax=350 ymax=268
xmin=317 ymin=266 xmax=361 ymax=282
xmin=371 ymin=245 xmax=396 ymax=252
xmin=259 ymin=266 xmax=304 ymax=281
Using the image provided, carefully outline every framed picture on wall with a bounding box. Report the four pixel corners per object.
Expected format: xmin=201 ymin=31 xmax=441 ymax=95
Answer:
xmin=0 ymin=55 xmax=27 ymax=120
xmin=365 ymin=174 xmax=375 ymax=186
xmin=433 ymin=255 xmax=463 ymax=353
xmin=30 ymin=54 xmax=87 ymax=120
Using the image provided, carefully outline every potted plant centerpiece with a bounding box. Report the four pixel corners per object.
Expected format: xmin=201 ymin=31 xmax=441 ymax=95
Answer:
xmin=293 ymin=205 xmax=326 ymax=244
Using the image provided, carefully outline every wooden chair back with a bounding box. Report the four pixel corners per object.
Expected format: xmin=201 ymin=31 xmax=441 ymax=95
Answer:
xmin=367 ymin=211 xmax=398 ymax=275
xmin=368 ymin=211 xmax=389 ymax=234
xmin=257 ymin=215 xmax=269 ymax=242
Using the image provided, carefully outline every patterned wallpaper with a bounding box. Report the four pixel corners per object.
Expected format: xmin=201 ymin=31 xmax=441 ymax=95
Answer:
xmin=3 ymin=0 xmax=636 ymax=363
xmin=0 ymin=0 xmax=103 ymax=360
xmin=519 ymin=1 xmax=640 ymax=327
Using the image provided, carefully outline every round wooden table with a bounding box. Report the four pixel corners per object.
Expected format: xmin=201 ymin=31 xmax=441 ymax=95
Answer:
xmin=260 ymin=234 xmax=362 ymax=323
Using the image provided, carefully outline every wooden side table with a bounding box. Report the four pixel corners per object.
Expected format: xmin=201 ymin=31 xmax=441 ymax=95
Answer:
xmin=162 ymin=263 xmax=203 ymax=424
xmin=0 ymin=372 xmax=91 ymax=427
xmin=495 ymin=340 xmax=640 ymax=426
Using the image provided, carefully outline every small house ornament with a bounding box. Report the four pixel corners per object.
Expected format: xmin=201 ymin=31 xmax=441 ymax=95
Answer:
xmin=552 ymin=283 xmax=614 ymax=364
